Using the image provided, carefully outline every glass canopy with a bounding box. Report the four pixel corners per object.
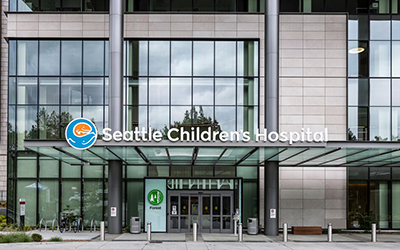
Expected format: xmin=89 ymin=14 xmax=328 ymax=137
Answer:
xmin=24 ymin=140 xmax=400 ymax=167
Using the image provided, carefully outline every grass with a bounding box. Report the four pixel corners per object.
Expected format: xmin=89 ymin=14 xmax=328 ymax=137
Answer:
xmin=0 ymin=233 xmax=32 ymax=243
xmin=48 ymin=236 xmax=63 ymax=242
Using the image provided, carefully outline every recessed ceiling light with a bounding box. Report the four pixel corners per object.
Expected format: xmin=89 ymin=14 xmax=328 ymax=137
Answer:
xmin=349 ymin=47 xmax=365 ymax=54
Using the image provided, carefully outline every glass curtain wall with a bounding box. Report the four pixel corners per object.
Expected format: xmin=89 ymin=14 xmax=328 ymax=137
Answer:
xmin=280 ymin=0 xmax=400 ymax=13
xmin=7 ymin=39 xmax=259 ymax=225
xmin=10 ymin=0 xmax=260 ymax=12
xmin=348 ymin=15 xmax=400 ymax=141
xmin=348 ymin=167 xmax=400 ymax=229
xmin=9 ymin=0 xmax=109 ymax=12
xmin=125 ymin=40 xmax=259 ymax=140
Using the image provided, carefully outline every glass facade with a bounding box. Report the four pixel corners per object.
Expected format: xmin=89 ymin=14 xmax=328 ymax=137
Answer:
xmin=348 ymin=16 xmax=400 ymax=141
xmin=280 ymin=0 xmax=400 ymax=13
xmin=10 ymin=0 xmax=260 ymax=12
xmin=7 ymin=39 xmax=259 ymax=226
xmin=348 ymin=167 xmax=400 ymax=229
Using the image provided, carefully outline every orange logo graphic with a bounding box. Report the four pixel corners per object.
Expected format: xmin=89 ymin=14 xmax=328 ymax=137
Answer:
xmin=73 ymin=123 xmax=92 ymax=137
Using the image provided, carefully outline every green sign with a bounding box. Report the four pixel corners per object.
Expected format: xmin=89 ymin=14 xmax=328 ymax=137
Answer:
xmin=147 ymin=189 xmax=164 ymax=205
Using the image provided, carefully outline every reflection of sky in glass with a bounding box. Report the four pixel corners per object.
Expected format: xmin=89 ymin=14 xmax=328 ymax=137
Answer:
xmin=215 ymin=41 xmax=236 ymax=76
xmin=393 ymin=21 xmax=400 ymax=40
xmin=149 ymin=41 xmax=170 ymax=76
xmin=370 ymin=79 xmax=390 ymax=106
xmin=370 ymin=41 xmax=390 ymax=77
xmin=83 ymin=41 xmax=104 ymax=76
xmin=193 ymin=78 xmax=213 ymax=105
xmin=393 ymin=80 xmax=400 ymax=106
xmin=171 ymin=106 xmax=191 ymax=125
xmin=18 ymin=77 xmax=37 ymax=105
xmin=370 ymin=20 xmax=390 ymax=40
xmin=193 ymin=41 xmax=214 ymax=76
xmin=149 ymin=106 xmax=169 ymax=131
xmin=149 ymin=78 xmax=169 ymax=105
xmin=215 ymin=107 xmax=236 ymax=132
xmin=39 ymin=78 xmax=59 ymax=104
xmin=83 ymin=106 xmax=104 ymax=131
xmin=61 ymin=41 xmax=82 ymax=76
xmin=370 ymin=107 xmax=390 ymax=141
xmin=17 ymin=41 xmax=38 ymax=76
xmin=393 ymin=42 xmax=400 ymax=77
xmin=393 ymin=108 xmax=400 ymax=140
xmin=83 ymin=78 xmax=104 ymax=105
xmin=61 ymin=78 xmax=81 ymax=105
xmin=348 ymin=107 xmax=358 ymax=139
xmin=171 ymin=78 xmax=191 ymax=105
xmin=39 ymin=41 xmax=60 ymax=75
xmin=171 ymin=41 xmax=192 ymax=76
xmin=215 ymin=78 xmax=235 ymax=105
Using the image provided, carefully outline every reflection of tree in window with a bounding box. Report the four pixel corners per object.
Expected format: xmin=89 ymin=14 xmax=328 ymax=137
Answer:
xmin=163 ymin=106 xmax=224 ymax=140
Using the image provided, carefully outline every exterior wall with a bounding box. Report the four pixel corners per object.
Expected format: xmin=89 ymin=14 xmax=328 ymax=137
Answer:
xmin=0 ymin=0 xmax=9 ymax=197
xmin=277 ymin=15 xmax=348 ymax=229
xmin=1 ymin=10 xmax=348 ymax=228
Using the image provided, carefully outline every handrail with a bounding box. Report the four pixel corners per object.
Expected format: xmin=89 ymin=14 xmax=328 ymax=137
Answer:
xmin=39 ymin=218 xmax=47 ymax=232
xmin=51 ymin=218 xmax=58 ymax=232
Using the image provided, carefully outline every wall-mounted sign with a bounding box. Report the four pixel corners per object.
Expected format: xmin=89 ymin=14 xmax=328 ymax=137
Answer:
xmin=148 ymin=189 xmax=164 ymax=206
xmin=65 ymin=118 xmax=98 ymax=150
xmin=270 ymin=208 xmax=276 ymax=219
xmin=172 ymin=205 xmax=177 ymax=215
xmin=103 ymin=127 xmax=329 ymax=144
xmin=145 ymin=179 xmax=167 ymax=232
xmin=111 ymin=207 xmax=117 ymax=217
xmin=65 ymin=118 xmax=329 ymax=150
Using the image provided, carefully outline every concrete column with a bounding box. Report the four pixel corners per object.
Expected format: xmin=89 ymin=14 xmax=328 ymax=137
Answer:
xmin=264 ymin=0 xmax=279 ymax=236
xmin=108 ymin=0 xmax=124 ymax=234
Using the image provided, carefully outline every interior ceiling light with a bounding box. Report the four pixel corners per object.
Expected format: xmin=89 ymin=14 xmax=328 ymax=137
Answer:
xmin=349 ymin=47 xmax=365 ymax=54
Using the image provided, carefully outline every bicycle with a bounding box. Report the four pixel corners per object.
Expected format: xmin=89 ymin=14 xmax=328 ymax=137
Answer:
xmin=71 ymin=216 xmax=82 ymax=233
xmin=59 ymin=215 xmax=70 ymax=233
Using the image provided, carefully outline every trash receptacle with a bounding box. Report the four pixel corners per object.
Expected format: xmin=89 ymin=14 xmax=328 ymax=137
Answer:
xmin=130 ymin=217 xmax=141 ymax=234
xmin=247 ymin=218 xmax=258 ymax=235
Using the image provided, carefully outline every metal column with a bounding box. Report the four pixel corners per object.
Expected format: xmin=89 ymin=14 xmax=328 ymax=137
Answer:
xmin=108 ymin=0 xmax=124 ymax=234
xmin=264 ymin=0 xmax=279 ymax=237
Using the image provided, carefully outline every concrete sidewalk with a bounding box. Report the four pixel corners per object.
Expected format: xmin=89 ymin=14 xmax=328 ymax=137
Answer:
xmin=1 ymin=241 xmax=400 ymax=249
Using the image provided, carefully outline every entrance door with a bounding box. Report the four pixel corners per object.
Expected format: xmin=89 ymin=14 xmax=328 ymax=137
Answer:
xmin=167 ymin=191 xmax=234 ymax=233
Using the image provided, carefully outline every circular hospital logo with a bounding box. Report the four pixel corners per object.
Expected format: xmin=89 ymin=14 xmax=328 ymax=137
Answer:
xmin=65 ymin=118 xmax=98 ymax=150
xmin=147 ymin=189 xmax=164 ymax=206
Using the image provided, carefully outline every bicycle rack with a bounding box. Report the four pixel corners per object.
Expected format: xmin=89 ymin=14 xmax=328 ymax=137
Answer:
xmin=51 ymin=218 xmax=58 ymax=232
xmin=39 ymin=218 xmax=47 ymax=232
xmin=90 ymin=219 xmax=96 ymax=232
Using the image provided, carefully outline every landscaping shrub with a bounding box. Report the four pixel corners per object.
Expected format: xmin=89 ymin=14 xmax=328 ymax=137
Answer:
xmin=49 ymin=236 xmax=63 ymax=242
xmin=31 ymin=233 xmax=42 ymax=242
xmin=0 ymin=233 xmax=32 ymax=243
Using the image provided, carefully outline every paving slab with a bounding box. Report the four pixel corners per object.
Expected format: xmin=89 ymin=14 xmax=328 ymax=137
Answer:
xmin=113 ymin=232 xmax=186 ymax=241
xmin=201 ymin=233 xmax=273 ymax=242
xmin=2 ymin=240 xmax=400 ymax=249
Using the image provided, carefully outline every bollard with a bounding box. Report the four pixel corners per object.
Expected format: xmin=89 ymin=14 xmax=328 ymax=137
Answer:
xmin=193 ymin=223 xmax=198 ymax=242
xmin=327 ymin=223 xmax=333 ymax=242
xmin=234 ymin=219 xmax=238 ymax=236
xmin=283 ymin=223 xmax=288 ymax=242
xmin=371 ymin=223 xmax=376 ymax=242
xmin=238 ymin=223 xmax=243 ymax=242
xmin=147 ymin=222 xmax=152 ymax=242
xmin=100 ymin=221 xmax=105 ymax=241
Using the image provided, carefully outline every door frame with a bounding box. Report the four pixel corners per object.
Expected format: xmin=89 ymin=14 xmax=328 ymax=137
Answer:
xmin=167 ymin=190 xmax=234 ymax=233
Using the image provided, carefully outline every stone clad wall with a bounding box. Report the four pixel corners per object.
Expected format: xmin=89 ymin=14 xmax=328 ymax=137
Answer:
xmin=277 ymin=14 xmax=347 ymax=229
